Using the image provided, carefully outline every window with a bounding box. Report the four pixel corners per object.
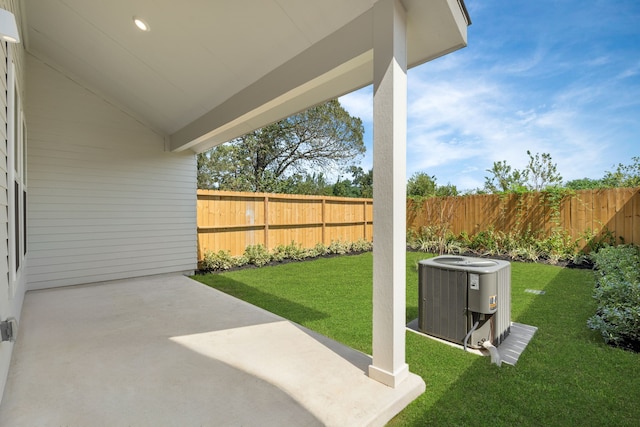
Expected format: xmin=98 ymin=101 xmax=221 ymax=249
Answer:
xmin=7 ymin=47 xmax=26 ymax=293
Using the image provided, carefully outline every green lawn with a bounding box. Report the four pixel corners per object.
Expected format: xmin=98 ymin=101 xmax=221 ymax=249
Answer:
xmin=193 ymin=252 xmax=639 ymax=426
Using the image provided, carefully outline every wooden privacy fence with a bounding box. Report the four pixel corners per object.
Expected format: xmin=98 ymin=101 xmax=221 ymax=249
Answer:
xmin=408 ymin=187 xmax=640 ymax=250
xmin=198 ymin=187 xmax=640 ymax=259
xmin=197 ymin=190 xmax=373 ymax=258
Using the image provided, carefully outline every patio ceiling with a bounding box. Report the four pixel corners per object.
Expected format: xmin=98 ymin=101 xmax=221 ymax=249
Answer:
xmin=23 ymin=0 xmax=469 ymax=153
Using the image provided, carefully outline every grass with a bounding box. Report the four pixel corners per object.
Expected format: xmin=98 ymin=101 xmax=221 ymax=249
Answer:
xmin=192 ymin=252 xmax=640 ymax=426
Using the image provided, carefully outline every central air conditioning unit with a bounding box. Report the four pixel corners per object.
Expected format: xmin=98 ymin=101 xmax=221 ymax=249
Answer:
xmin=418 ymin=256 xmax=511 ymax=349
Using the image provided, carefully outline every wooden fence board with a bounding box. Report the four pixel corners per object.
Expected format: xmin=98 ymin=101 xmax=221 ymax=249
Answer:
xmin=613 ymin=189 xmax=625 ymax=242
xmin=560 ymin=192 xmax=571 ymax=233
xmin=575 ymin=191 xmax=588 ymax=241
xmin=623 ymin=189 xmax=634 ymax=244
xmin=634 ymin=191 xmax=640 ymax=245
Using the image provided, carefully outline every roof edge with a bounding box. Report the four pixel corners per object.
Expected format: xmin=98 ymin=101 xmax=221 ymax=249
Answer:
xmin=457 ymin=0 xmax=472 ymax=26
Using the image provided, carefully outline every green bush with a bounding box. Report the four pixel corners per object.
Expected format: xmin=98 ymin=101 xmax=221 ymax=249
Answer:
xmin=581 ymin=227 xmax=617 ymax=253
xmin=281 ymin=241 xmax=308 ymax=261
xmin=536 ymin=230 xmax=578 ymax=263
xmin=270 ymin=245 xmax=288 ymax=263
xmin=271 ymin=242 xmax=306 ymax=262
xmin=201 ymin=239 xmax=375 ymax=272
xmin=587 ymin=245 xmax=640 ymax=350
xmin=468 ymin=228 xmax=501 ymax=255
xmin=243 ymin=244 xmax=272 ymax=267
xmin=407 ymin=226 xmax=439 ymax=252
xmin=408 ymin=226 xmax=462 ymax=255
xmin=202 ymin=250 xmax=245 ymax=271
xmin=409 ymin=226 xmax=588 ymax=265
xmin=327 ymin=240 xmax=351 ymax=255
xmin=350 ymin=239 xmax=373 ymax=252
xmin=311 ymin=243 xmax=329 ymax=257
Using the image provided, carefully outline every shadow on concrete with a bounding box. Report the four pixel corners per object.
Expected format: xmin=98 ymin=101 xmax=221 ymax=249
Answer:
xmin=194 ymin=273 xmax=330 ymax=326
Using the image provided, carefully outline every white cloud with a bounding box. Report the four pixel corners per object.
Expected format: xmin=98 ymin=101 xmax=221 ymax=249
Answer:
xmin=338 ymin=87 xmax=373 ymax=124
xmin=616 ymin=61 xmax=640 ymax=80
xmin=338 ymin=0 xmax=640 ymax=191
xmin=402 ymin=61 xmax=620 ymax=188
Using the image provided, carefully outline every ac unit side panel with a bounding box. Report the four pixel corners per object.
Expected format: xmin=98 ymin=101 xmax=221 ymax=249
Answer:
xmin=446 ymin=270 xmax=467 ymax=343
xmin=495 ymin=264 xmax=512 ymax=345
xmin=419 ymin=265 xmax=467 ymax=344
xmin=418 ymin=264 xmax=430 ymax=333
xmin=468 ymin=271 xmax=498 ymax=314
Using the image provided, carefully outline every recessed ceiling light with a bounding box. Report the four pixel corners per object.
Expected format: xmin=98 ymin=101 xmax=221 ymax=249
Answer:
xmin=133 ymin=17 xmax=149 ymax=32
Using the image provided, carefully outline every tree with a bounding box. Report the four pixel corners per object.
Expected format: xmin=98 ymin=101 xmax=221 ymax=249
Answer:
xmin=563 ymin=157 xmax=640 ymax=190
xmin=197 ymin=99 xmax=365 ymax=192
xmin=288 ymin=172 xmax=333 ymax=195
xmin=407 ymin=172 xmax=458 ymax=199
xmin=483 ymin=160 xmax=528 ymax=193
xmin=435 ymin=183 xmax=459 ymax=197
xmin=407 ymin=172 xmax=437 ymax=198
xmin=565 ymin=177 xmax=605 ymax=190
xmin=526 ymin=150 xmax=562 ymax=191
xmin=331 ymin=178 xmax=358 ymax=197
xmin=483 ymin=151 xmax=562 ymax=193
xmin=198 ymin=143 xmax=250 ymax=190
xmin=348 ymin=166 xmax=373 ymax=198
xmin=320 ymin=167 xmax=374 ymax=198
xmin=602 ymin=156 xmax=640 ymax=188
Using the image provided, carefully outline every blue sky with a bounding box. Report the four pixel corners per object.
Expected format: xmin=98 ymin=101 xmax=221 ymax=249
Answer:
xmin=339 ymin=0 xmax=640 ymax=192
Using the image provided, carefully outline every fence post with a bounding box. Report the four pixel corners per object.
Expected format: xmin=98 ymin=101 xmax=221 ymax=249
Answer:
xmin=363 ymin=199 xmax=367 ymax=240
xmin=322 ymin=197 xmax=327 ymax=245
xmin=264 ymin=195 xmax=269 ymax=250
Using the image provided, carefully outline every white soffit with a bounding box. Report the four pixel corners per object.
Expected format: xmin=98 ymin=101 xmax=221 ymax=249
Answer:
xmin=24 ymin=0 xmax=468 ymax=152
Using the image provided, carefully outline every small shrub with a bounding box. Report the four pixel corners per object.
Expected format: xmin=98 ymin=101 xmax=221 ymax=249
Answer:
xmin=350 ymin=239 xmax=373 ymax=252
xmin=587 ymin=245 xmax=640 ymax=350
xmin=328 ymin=240 xmax=350 ymax=255
xmin=202 ymin=250 xmax=244 ymax=271
xmin=590 ymin=244 xmax=640 ymax=283
xmin=581 ymin=227 xmax=617 ymax=253
xmin=311 ymin=243 xmax=329 ymax=257
xmin=283 ymin=241 xmax=307 ymax=261
xmin=467 ymin=228 xmax=500 ymax=255
xmin=537 ymin=230 xmax=578 ymax=264
xmin=408 ymin=226 xmax=459 ymax=255
xmin=413 ymin=237 xmax=438 ymax=253
xmin=571 ymin=252 xmax=590 ymax=266
xmin=438 ymin=239 xmax=465 ymax=255
xmin=407 ymin=226 xmax=435 ymax=252
xmin=270 ymin=245 xmax=289 ymax=263
xmin=243 ymin=244 xmax=272 ymax=267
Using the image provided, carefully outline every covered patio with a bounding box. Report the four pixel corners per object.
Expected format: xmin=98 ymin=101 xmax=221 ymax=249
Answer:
xmin=0 ymin=0 xmax=470 ymax=421
xmin=0 ymin=275 xmax=424 ymax=426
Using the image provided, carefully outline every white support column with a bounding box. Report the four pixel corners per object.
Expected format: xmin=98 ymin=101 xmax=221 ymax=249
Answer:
xmin=369 ymin=0 xmax=409 ymax=388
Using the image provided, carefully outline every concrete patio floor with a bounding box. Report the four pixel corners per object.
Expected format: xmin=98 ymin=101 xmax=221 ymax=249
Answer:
xmin=0 ymin=275 xmax=425 ymax=426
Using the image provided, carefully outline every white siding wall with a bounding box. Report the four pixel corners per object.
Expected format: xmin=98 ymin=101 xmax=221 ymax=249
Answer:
xmin=26 ymin=54 xmax=197 ymax=290
xmin=0 ymin=41 xmax=7 ymax=292
xmin=0 ymin=0 xmax=26 ymax=404
xmin=0 ymin=37 xmax=8 ymax=405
